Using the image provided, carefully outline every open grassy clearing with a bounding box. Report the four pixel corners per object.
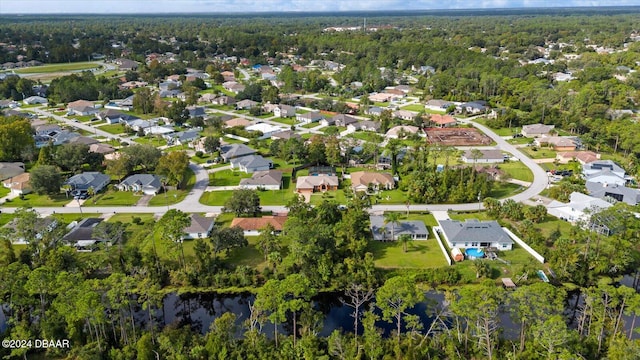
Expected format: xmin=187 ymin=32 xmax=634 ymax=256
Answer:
xmin=13 ymin=61 xmax=101 ymax=74
xmin=497 ymin=161 xmax=534 ymax=182
xmin=209 ymin=170 xmax=252 ymax=186
xmin=521 ymin=147 xmax=557 ymax=159
xmin=86 ymin=189 xmax=140 ymax=206
xmin=99 ymin=123 xmax=127 ymax=135
xmin=400 ymin=104 xmax=425 ymax=112
xmin=1 ymin=193 xmax=71 ymax=207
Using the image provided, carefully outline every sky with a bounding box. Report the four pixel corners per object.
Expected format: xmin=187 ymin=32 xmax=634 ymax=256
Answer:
xmin=1 ymin=0 xmax=639 ymax=14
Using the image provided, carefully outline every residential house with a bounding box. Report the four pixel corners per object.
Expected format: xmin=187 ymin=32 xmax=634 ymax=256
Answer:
xmin=582 ymin=160 xmax=627 ymax=179
xmin=50 ymin=130 xmax=81 ymax=146
xmin=429 ymin=114 xmax=457 ymax=127
xmin=586 ymin=182 xmax=640 ymax=206
xmin=115 ymin=58 xmax=138 ymax=70
xmin=62 ymin=218 xmax=105 ymax=250
xmin=186 ymin=106 xmax=206 ymax=119
xmin=239 ymin=170 xmax=283 ymax=190
xmin=425 ymin=99 xmax=453 ymax=112
xmin=309 ymin=166 xmax=336 ymax=176
xmin=534 ymin=136 xmax=577 ymax=151
xmin=295 ymin=175 xmax=339 ymax=194
xmin=368 ymin=93 xmax=393 ymax=103
xmin=144 ymin=125 xmax=174 ymax=136
xmin=547 ymin=192 xmax=613 ymax=225
xmin=230 ymin=216 xmax=288 ymax=236
xmin=89 ymin=143 xmax=115 ymax=155
xmin=296 ymin=112 xmax=324 ymax=124
xmin=521 ymin=123 xmax=555 ymax=138
xmin=34 ymin=124 xmax=61 ymax=136
xmin=270 ymin=130 xmax=301 ymax=141
xmin=65 ymin=172 xmax=110 ymax=193
xmin=585 ymin=170 xmax=627 ymax=187
xmin=332 ymin=114 xmax=358 ymax=127
xmin=370 ymin=215 xmax=428 ymax=241
xmin=220 ymin=71 xmax=235 ymax=82
xmin=0 ymin=100 xmax=19 ymax=109
xmin=117 ymin=174 xmax=163 ymax=195
xmin=556 ymin=151 xmax=599 ymax=165
xmin=350 ymin=171 xmax=394 ymax=193
xmin=383 ymin=88 xmax=406 ymax=97
xmin=222 ymin=81 xmax=245 ymax=94
xmin=274 ymin=105 xmax=296 ymax=118
xmin=67 ymin=136 xmax=99 ymax=146
xmin=23 ymin=96 xmax=47 ymax=105
xmin=198 ymin=93 xmax=218 ymax=103
xmin=246 ymin=123 xmax=285 ymax=140
xmin=385 ymin=125 xmax=420 ymax=139
xmin=2 ymin=172 xmax=31 ymax=196
xmin=437 ymin=219 xmax=514 ymax=250
xmin=230 ymin=155 xmax=273 ymax=173
xmin=220 ymin=144 xmax=257 ymax=162
xmin=67 ymin=100 xmax=98 ymax=116
xmin=183 ymin=214 xmax=215 ymax=239
xmin=98 ymin=109 xmax=130 ymax=124
xmin=348 ymin=120 xmax=381 ymax=133
xmin=169 ymin=129 xmax=200 ymax=146
xmin=225 ymin=117 xmax=252 ymax=128
xmin=236 ymin=99 xmax=259 ymax=110
xmin=212 ymin=95 xmax=236 ymax=106
xmin=457 ymin=101 xmax=488 ymax=115
xmin=0 ymin=162 xmax=25 ymax=181
xmin=364 ymin=106 xmax=384 ymax=117
xmin=461 ymin=149 xmax=505 ymax=164
xmin=392 ymin=110 xmax=418 ymax=121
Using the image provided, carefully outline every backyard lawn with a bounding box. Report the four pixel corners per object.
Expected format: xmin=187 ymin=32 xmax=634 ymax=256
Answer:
xmin=367 ymin=239 xmax=448 ymax=269
xmin=400 ymin=104 xmax=425 ymax=112
xmin=209 ymin=170 xmax=253 ymax=186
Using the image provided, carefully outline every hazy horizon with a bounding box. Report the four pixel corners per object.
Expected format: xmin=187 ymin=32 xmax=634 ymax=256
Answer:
xmin=2 ymin=0 xmax=638 ymax=15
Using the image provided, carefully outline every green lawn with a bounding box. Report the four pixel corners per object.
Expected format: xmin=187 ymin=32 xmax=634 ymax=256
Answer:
xmin=348 ymin=131 xmax=384 ymax=143
xmin=271 ymin=118 xmax=296 ymax=126
xmin=508 ymin=137 xmax=534 ymax=145
xmin=68 ymin=115 xmax=95 ymax=123
xmin=147 ymin=168 xmax=196 ymax=206
xmin=371 ymin=189 xmax=411 ymax=205
xmin=367 ymin=239 xmax=448 ymax=269
xmin=0 ymin=186 xmax=10 ymax=198
xmin=99 ymin=123 xmax=127 ymax=135
xmin=521 ymin=147 xmax=557 ymax=159
xmin=1 ymin=193 xmax=71 ymax=207
xmin=86 ymin=189 xmax=140 ymax=206
xmin=190 ymin=153 xmax=214 ymax=164
xmin=134 ymin=136 xmax=167 ymax=146
xmin=199 ymin=191 xmax=233 ymax=206
xmin=14 ymin=61 xmax=100 ymax=74
xmin=400 ymin=104 xmax=425 ymax=112
xmin=224 ymin=236 xmax=269 ymax=270
xmin=497 ymin=161 xmax=534 ymax=182
xmin=0 ymin=213 xmax=15 ymax=227
xmin=209 ymin=170 xmax=253 ymax=186
xmin=487 ymin=182 xmax=522 ymax=199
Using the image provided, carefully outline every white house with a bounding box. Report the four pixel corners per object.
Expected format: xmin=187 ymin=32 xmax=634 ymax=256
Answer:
xmin=239 ymin=170 xmax=283 ymax=190
xmin=245 ymin=123 xmax=286 ymax=140
xmin=183 ymin=214 xmax=215 ymax=239
xmin=230 ymin=155 xmax=272 ymax=173
xmin=369 ymin=215 xmax=429 ymax=241
xmin=117 ymin=174 xmax=163 ymax=195
xmin=461 ymin=149 xmax=505 ymax=164
xmin=274 ymin=105 xmax=296 ymax=118
xmin=547 ymin=192 xmax=612 ymax=224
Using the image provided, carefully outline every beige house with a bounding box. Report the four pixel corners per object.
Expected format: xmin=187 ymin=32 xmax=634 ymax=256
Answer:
xmin=350 ymin=171 xmax=394 ymax=193
xmin=296 ymin=175 xmax=339 ymax=194
xmin=2 ymin=172 xmax=31 ymax=196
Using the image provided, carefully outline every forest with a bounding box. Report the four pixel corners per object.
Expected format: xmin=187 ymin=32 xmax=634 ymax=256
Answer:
xmin=1 ymin=8 xmax=640 ymax=359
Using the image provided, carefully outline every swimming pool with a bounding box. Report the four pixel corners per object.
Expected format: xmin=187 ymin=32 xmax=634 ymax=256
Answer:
xmin=465 ymin=248 xmax=485 ymax=259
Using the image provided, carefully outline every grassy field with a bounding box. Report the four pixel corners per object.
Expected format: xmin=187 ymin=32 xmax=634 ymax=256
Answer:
xmin=134 ymin=136 xmax=167 ymax=146
xmin=400 ymin=104 xmax=425 ymax=112
xmin=521 ymin=147 xmax=557 ymax=159
xmin=508 ymin=137 xmax=534 ymax=145
xmin=1 ymin=193 xmax=71 ymax=207
xmin=200 ymin=175 xmax=297 ymax=206
xmin=209 ymin=170 xmax=252 ymax=186
xmin=13 ymin=61 xmax=101 ymax=74
xmin=488 ymin=182 xmax=522 ymax=199
xmin=497 ymin=161 xmax=534 ymax=182
xmin=271 ymin=118 xmax=296 ymax=126
xmin=99 ymin=123 xmax=127 ymax=135
xmin=0 ymin=186 xmax=10 ymax=198
xmin=301 ymin=122 xmax=321 ymax=129
xmin=147 ymin=168 xmax=196 ymax=206
xmin=86 ymin=189 xmax=140 ymax=206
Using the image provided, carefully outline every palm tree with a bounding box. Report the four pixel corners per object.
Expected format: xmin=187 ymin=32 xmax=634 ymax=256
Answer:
xmin=398 ymin=233 xmax=412 ymax=252
xmin=87 ymin=186 xmax=96 ymax=204
xmin=383 ymin=212 xmax=402 ymax=241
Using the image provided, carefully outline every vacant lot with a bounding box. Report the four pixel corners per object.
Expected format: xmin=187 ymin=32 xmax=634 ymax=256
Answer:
xmin=426 ymin=127 xmax=493 ymax=146
xmin=13 ymin=61 xmax=101 ymax=74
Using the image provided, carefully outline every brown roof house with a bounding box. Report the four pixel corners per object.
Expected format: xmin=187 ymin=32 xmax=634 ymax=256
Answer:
xmin=230 ymin=216 xmax=288 ymax=236
xmin=534 ymin=136 xmax=577 ymax=151
xmin=183 ymin=214 xmax=215 ymax=239
xmin=350 ymin=171 xmax=394 ymax=193
xmin=296 ymin=175 xmax=339 ymax=194
xmin=2 ymin=172 xmax=31 ymax=196
xmin=430 ymin=114 xmax=457 ymax=128
xmin=556 ymin=151 xmax=600 ymax=165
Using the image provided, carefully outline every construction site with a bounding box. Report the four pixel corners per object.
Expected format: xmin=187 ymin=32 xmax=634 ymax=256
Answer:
xmin=425 ymin=127 xmax=493 ymax=146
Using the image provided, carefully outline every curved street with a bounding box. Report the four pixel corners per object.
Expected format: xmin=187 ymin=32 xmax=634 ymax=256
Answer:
xmin=2 ymin=115 xmax=549 ymax=216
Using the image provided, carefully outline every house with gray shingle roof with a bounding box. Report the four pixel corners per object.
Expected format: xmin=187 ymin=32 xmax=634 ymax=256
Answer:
xmin=370 ymin=215 xmax=428 ymax=241
xmin=183 ymin=214 xmax=215 ymax=239
xmin=239 ymin=170 xmax=283 ymax=190
xmin=65 ymin=172 xmax=110 ymax=193
xmin=438 ymin=219 xmax=514 ymax=250
xmin=220 ymin=144 xmax=257 ymax=162
xmin=296 ymin=112 xmax=324 ymax=124
xmin=230 ymin=155 xmax=272 ymax=173
xmin=117 ymin=174 xmax=162 ymax=195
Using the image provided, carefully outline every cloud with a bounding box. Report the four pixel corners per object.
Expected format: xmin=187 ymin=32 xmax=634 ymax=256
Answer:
xmin=1 ymin=0 xmax=638 ymax=13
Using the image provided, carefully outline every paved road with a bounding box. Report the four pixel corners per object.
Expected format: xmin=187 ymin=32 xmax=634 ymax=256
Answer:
xmin=33 ymin=107 xmax=132 ymax=144
xmin=2 ymin=114 xmax=551 ymax=216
